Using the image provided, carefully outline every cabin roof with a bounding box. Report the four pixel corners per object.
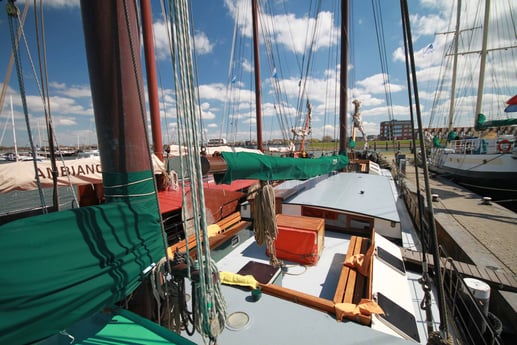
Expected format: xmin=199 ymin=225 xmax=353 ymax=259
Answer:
xmin=277 ymin=173 xmax=400 ymax=223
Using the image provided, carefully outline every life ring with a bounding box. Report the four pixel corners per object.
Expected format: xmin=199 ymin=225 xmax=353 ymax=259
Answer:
xmin=497 ymin=139 xmax=512 ymax=153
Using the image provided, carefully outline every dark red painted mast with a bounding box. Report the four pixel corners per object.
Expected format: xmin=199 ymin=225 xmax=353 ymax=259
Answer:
xmin=81 ymin=0 xmax=150 ymax=173
xmin=252 ymin=0 xmax=263 ymax=151
xmin=339 ymin=0 xmax=349 ymax=154
xmin=141 ymin=0 xmax=163 ymax=160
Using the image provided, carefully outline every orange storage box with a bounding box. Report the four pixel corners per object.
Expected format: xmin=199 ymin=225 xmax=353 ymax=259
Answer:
xmin=269 ymin=214 xmax=325 ymax=265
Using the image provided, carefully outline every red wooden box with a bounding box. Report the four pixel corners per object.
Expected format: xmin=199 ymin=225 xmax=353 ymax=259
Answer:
xmin=269 ymin=214 xmax=325 ymax=265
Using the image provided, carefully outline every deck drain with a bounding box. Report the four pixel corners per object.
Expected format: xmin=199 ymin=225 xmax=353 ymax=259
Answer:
xmin=225 ymin=311 xmax=250 ymax=331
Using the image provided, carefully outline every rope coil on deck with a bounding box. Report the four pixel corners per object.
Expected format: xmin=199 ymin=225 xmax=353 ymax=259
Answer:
xmin=251 ymin=183 xmax=281 ymax=266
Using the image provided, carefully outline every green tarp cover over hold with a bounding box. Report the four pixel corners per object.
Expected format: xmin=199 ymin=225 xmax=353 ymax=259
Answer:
xmin=475 ymin=113 xmax=517 ymax=131
xmin=214 ymin=152 xmax=349 ymax=184
xmin=39 ymin=308 xmax=195 ymax=345
xmin=0 ymin=170 xmax=165 ymax=345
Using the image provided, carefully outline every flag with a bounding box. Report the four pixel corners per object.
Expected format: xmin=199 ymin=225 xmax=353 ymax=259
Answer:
xmin=423 ymin=43 xmax=433 ymax=55
xmin=272 ymin=67 xmax=278 ymax=78
xmin=231 ymin=76 xmax=236 ymax=83
xmin=505 ymin=94 xmax=517 ymax=113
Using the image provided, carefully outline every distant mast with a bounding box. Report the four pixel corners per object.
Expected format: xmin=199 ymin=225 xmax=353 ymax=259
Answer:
xmin=252 ymin=0 xmax=263 ymax=151
xmin=474 ymin=0 xmax=490 ymax=122
xmin=447 ymin=0 xmax=462 ymax=132
xmin=10 ymin=96 xmax=18 ymax=161
xmin=339 ymin=0 xmax=349 ymax=154
xmin=141 ymin=0 xmax=163 ymax=160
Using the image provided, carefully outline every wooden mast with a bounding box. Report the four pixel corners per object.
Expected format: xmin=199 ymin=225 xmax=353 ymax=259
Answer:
xmin=338 ymin=0 xmax=349 ymax=154
xmin=141 ymin=0 xmax=163 ymax=160
xmin=252 ymin=0 xmax=263 ymax=151
xmin=81 ymin=0 xmax=151 ymax=174
xmin=474 ymin=0 xmax=490 ymax=125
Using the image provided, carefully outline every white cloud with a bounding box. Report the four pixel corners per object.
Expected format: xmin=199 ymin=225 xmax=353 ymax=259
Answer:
xmin=50 ymin=82 xmax=91 ymax=98
xmin=43 ymin=0 xmax=80 ymax=8
xmin=356 ymin=74 xmax=405 ymax=95
xmin=194 ymin=31 xmax=214 ymax=55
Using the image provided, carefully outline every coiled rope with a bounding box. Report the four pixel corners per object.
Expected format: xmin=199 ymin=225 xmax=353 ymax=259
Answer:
xmin=251 ymin=183 xmax=280 ymax=266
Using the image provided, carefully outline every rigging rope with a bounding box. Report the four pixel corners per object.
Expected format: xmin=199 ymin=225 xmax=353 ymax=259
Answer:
xmin=372 ymin=0 xmax=397 ymax=150
xmin=167 ymin=0 xmax=227 ymax=341
xmin=7 ymin=1 xmax=47 ymax=212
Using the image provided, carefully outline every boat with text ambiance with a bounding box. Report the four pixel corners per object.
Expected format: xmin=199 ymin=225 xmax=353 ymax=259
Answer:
xmin=0 ymin=1 xmax=506 ymax=345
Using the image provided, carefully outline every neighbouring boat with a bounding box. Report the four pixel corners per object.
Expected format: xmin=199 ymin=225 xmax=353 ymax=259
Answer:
xmin=0 ymin=1 xmax=503 ymax=345
xmin=426 ymin=0 xmax=517 ymax=211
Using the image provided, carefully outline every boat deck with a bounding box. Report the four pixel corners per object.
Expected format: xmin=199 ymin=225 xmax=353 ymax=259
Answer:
xmin=216 ymin=231 xmax=349 ymax=299
xmin=186 ymin=229 xmax=416 ymax=345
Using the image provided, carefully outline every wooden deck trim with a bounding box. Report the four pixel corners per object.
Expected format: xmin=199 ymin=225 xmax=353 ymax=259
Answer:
xmin=167 ymin=212 xmax=250 ymax=259
xmin=334 ymin=236 xmax=359 ymax=304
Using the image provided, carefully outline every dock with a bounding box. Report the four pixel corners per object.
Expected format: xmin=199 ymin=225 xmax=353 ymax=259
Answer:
xmin=401 ymin=248 xmax=517 ymax=292
xmin=380 ymin=152 xmax=517 ymax=339
xmin=392 ymin=154 xmax=517 ymax=276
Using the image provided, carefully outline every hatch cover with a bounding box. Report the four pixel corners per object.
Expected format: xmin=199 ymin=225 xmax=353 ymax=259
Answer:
xmin=377 ymin=292 xmax=420 ymax=342
xmin=377 ymin=246 xmax=406 ymax=274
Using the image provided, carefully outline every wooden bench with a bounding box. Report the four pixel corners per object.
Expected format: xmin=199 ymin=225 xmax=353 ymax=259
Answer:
xmin=167 ymin=212 xmax=250 ymax=259
xmin=333 ymin=235 xmax=373 ymax=325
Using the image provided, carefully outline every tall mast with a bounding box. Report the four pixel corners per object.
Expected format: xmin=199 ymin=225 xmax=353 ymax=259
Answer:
xmin=474 ymin=0 xmax=490 ymax=119
xmin=447 ymin=0 xmax=461 ymax=132
xmin=141 ymin=0 xmax=163 ymax=160
xmin=81 ymin=0 xmax=151 ymax=174
xmin=10 ymin=96 xmax=18 ymax=161
xmin=252 ymin=0 xmax=263 ymax=151
xmin=339 ymin=0 xmax=349 ymax=153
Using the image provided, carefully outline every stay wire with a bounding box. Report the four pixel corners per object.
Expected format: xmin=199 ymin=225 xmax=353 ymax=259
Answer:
xmin=7 ymin=1 xmax=47 ymax=211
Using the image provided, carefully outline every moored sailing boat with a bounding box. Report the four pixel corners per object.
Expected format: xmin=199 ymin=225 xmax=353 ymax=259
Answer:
xmin=427 ymin=0 xmax=517 ymax=210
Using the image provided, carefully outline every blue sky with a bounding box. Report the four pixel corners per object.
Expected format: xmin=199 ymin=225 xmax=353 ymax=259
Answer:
xmin=0 ymin=0 xmax=515 ymax=148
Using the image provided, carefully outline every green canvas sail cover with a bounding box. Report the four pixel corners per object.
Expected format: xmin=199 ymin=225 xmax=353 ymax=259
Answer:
xmin=214 ymin=152 xmax=349 ymax=184
xmin=433 ymin=135 xmax=444 ymax=148
xmin=40 ymin=309 xmax=196 ymax=345
xmin=0 ymin=170 xmax=165 ymax=345
xmin=475 ymin=113 xmax=517 ymax=131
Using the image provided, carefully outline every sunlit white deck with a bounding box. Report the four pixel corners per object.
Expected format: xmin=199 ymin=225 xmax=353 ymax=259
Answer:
xmin=186 ymin=227 xmax=416 ymax=345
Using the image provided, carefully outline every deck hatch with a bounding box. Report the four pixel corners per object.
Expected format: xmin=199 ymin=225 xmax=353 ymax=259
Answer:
xmin=377 ymin=292 xmax=420 ymax=342
xmin=237 ymin=260 xmax=281 ymax=285
xmin=377 ymin=246 xmax=406 ymax=274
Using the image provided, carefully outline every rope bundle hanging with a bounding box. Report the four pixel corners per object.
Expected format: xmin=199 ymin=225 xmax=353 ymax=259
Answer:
xmin=192 ymin=258 xmax=227 ymax=339
xmin=166 ymin=0 xmax=226 ymax=342
xmin=252 ymin=182 xmax=280 ymax=266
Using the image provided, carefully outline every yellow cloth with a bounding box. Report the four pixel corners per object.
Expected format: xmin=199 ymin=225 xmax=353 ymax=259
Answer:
xmin=357 ymin=298 xmax=384 ymax=316
xmin=345 ymin=253 xmax=365 ymax=269
xmin=207 ymin=224 xmax=221 ymax=237
xmin=344 ymin=241 xmax=375 ymax=277
xmin=334 ymin=299 xmax=384 ymax=321
xmin=219 ymin=271 xmax=258 ymax=290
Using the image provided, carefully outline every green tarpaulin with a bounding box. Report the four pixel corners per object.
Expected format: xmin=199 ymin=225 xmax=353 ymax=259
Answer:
xmin=475 ymin=113 xmax=517 ymax=131
xmin=0 ymin=170 xmax=165 ymax=345
xmin=214 ymin=152 xmax=349 ymax=184
xmin=39 ymin=308 xmax=195 ymax=345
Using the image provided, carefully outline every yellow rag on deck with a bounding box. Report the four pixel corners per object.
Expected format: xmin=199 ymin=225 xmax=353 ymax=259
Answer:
xmin=334 ymin=298 xmax=384 ymax=321
xmin=344 ymin=241 xmax=375 ymax=276
xmin=207 ymin=224 xmax=221 ymax=237
xmin=219 ymin=271 xmax=258 ymax=290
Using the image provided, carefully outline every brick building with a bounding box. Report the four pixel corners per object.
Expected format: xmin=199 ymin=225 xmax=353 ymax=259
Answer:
xmin=379 ymin=120 xmax=413 ymax=140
